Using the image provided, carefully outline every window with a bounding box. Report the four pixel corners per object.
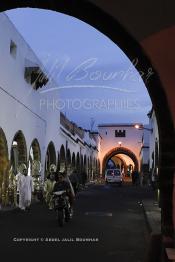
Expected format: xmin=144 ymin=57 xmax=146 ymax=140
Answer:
xmin=107 ymin=170 xmax=121 ymax=176
xmin=10 ymin=40 xmax=17 ymax=58
xmin=24 ymin=66 xmax=48 ymax=90
xmin=115 ymin=129 xmax=126 ymax=137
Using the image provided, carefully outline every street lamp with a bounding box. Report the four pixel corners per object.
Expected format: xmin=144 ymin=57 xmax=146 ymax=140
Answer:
xmin=12 ymin=141 xmax=17 ymax=146
xmin=12 ymin=141 xmax=18 ymax=175
xmin=118 ymin=141 xmax=122 ymax=146
xmin=134 ymin=124 xmax=153 ymax=133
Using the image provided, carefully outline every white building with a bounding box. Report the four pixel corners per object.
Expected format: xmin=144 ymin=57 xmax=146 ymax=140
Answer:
xmin=0 ymin=13 xmax=99 ymax=207
xmin=139 ymin=125 xmax=150 ymax=184
xmin=147 ymin=108 xmax=159 ymax=176
xmin=138 ymin=109 xmax=159 ymax=185
xmin=98 ymin=123 xmax=144 ymax=175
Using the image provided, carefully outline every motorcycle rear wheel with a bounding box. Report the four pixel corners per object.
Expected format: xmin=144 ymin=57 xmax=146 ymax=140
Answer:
xmin=65 ymin=208 xmax=70 ymax=222
xmin=57 ymin=210 xmax=65 ymax=227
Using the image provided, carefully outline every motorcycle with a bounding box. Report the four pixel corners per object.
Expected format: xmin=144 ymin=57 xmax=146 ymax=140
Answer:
xmin=52 ymin=190 xmax=72 ymax=227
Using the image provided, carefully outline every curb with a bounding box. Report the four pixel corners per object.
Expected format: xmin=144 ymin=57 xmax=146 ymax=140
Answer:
xmin=140 ymin=200 xmax=161 ymax=235
xmin=140 ymin=200 xmax=152 ymax=234
xmin=140 ymin=201 xmax=163 ymax=262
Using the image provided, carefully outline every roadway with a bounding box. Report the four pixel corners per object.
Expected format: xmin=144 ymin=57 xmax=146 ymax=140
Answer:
xmin=0 ymin=182 xmax=150 ymax=261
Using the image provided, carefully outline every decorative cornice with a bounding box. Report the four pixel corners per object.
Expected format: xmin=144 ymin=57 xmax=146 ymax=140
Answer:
xmin=60 ymin=127 xmax=98 ymax=151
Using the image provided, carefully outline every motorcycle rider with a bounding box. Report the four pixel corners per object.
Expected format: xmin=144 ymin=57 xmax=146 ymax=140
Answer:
xmin=53 ymin=172 xmax=75 ymax=210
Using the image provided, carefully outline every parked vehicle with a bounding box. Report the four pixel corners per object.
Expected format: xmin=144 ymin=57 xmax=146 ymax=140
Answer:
xmin=105 ymin=169 xmax=123 ymax=186
xmin=53 ymin=190 xmax=72 ymax=227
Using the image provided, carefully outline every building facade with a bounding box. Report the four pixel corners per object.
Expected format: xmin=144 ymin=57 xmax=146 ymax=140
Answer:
xmin=1 ymin=1 xmax=175 ymax=257
xmin=98 ymin=123 xmax=144 ymax=175
xmin=139 ymin=125 xmax=151 ymax=185
xmin=0 ymin=13 xmax=100 ymax=207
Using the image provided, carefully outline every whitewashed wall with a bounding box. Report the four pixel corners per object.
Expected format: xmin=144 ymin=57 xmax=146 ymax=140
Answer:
xmin=98 ymin=124 xmax=143 ymax=173
xmin=0 ymin=13 xmax=99 ymax=181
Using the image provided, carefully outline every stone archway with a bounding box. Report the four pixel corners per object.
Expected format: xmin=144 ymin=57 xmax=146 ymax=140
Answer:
xmin=0 ymin=128 xmax=9 ymax=206
xmin=29 ymin=139 xmax=41 ymax=177
xmin=84 ymin=155 xmax=87 ymax=173
xmin=81 ymin=155 xmax=83 ymax=173
xmin=97 ymin=159 xmax=100 ymax=175
xmin=72 ymin=152 xmax=76 ymax=171
xmin=30 ymin=139 xmax=41 ymax=161
xmin=102 ymin=147 xmax=139 ymax=175
xmin=60 ymin=145 xmax=66 ymax=172
xmin=87 ymin=157 xmax=90 ymax=180
xmin=66 ymin=148 xmax=71 ymax=175
xmin=76 ymin=152 xmax=80 ymax=173
xmin=11 ymin=130 xmax=27 ymax=171
xmin=29 ymin=139 xmax=41 ymax=194
xmin=1 ymin=0 xmax=175 ymax=248
xmin=111 ymin=155 xmax=128 ymax=175
xmin=57 ymin=152 xmax=60 ymax=172
xmin=45 ymin=141 xmax=56 ymax=177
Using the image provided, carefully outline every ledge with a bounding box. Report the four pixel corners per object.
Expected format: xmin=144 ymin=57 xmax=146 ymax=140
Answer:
xmin=166 ymin=248 xmax=175 ymax=261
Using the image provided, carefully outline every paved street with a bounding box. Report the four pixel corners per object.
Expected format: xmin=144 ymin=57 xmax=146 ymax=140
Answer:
xmin=0 ymin=182 xmax=152 ymax=261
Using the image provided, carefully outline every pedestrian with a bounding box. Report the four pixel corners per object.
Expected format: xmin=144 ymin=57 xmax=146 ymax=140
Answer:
xmin=69 ymin=169 xmax=79 ymax=195
xmin=81 ymin=169 xmax=87 ymax=187
xmin=132 ymin=170 xmax=139 ymax=186
xmin=44 ymin=165 xmax=56 ymax=210
xmin=16 ymin=164 xmax=26 ymax=206
xmin=18 ymin=167 xmax=34 ymax=211
xmin=62 ymin=170 xmax=75 ymax=199
xmin=131 ymin=170 xmax=136 ymax=185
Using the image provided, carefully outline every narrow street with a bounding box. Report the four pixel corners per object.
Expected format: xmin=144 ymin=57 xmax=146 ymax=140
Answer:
xmin=0 ymin=5 xmax=174 ymax=262
xmin=0 ymin=182 xmax=150 ymax=261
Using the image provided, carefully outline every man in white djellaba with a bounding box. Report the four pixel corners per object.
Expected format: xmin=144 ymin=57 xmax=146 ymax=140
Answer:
xmin=18 ymin=167 xmax=34 ymax=211
xmin=16 ymin=164 xmax=27 ymax=207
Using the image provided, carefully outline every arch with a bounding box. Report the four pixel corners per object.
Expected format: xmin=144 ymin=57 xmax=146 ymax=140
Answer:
xmin=87 ymin=156 xmax=90 ymax=179
xmin=111 ymin=155 xmax=130 ymax=175
xmin=0 ymin=128 xmax=8 ymax=163
xmin=29 ymin=139 xmax=41 ymax=177
xmin=106 ymin=158 xmax=117 ymax=169
xmin=45 ymin=141 xmax=56 ymax=177
xmin=87 ymin=157 xmax=90 ymax=168
xmin=95 ymin=159 xmax=98 ymax=174
xmin=66 ymin=148 xmax=71 ymax=175
xmin=29 ymin=139 xmax=41 ymax=162
xmin=97 ymin=159 xmax=100 ymax=174
xmin=81 ymin=154 xmax=83 ymax=172
xmin=0 ymin=128 xmax=9 ymax=206
xmin=102 ymin=147 xmax=139 ymax=175
xmin=76 ymin=152 xmax=80 ymax=172
xmin=2 ymin=3 xmax=174 ymax=136
xmin=60 ymin=144 xmax=66 ymax=172
xmin=66 ymin=149 xmax=71 ymax=164
xmin=11 ymin=130 xmax=27 ymax=170
xmin=90 ymin=156 xmax=92 ymax=169
xmin=93 ymin=157 xmax=96 ymax=171
xmin=89 ymin=156 xmax=93 ymax=179
xmin=57 ymin=152 xmax=60 ymax=172
xmin=72 ymin=152 xmax=76 ymax=170
xmin=1 ymin=0 xmax=175 ymax=243
xmin=84 ymin=155 xmax=87 ymax=170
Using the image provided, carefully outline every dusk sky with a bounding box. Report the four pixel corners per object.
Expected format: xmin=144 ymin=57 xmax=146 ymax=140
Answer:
xmin=6 ymin=8 xmax=152 ymax=130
